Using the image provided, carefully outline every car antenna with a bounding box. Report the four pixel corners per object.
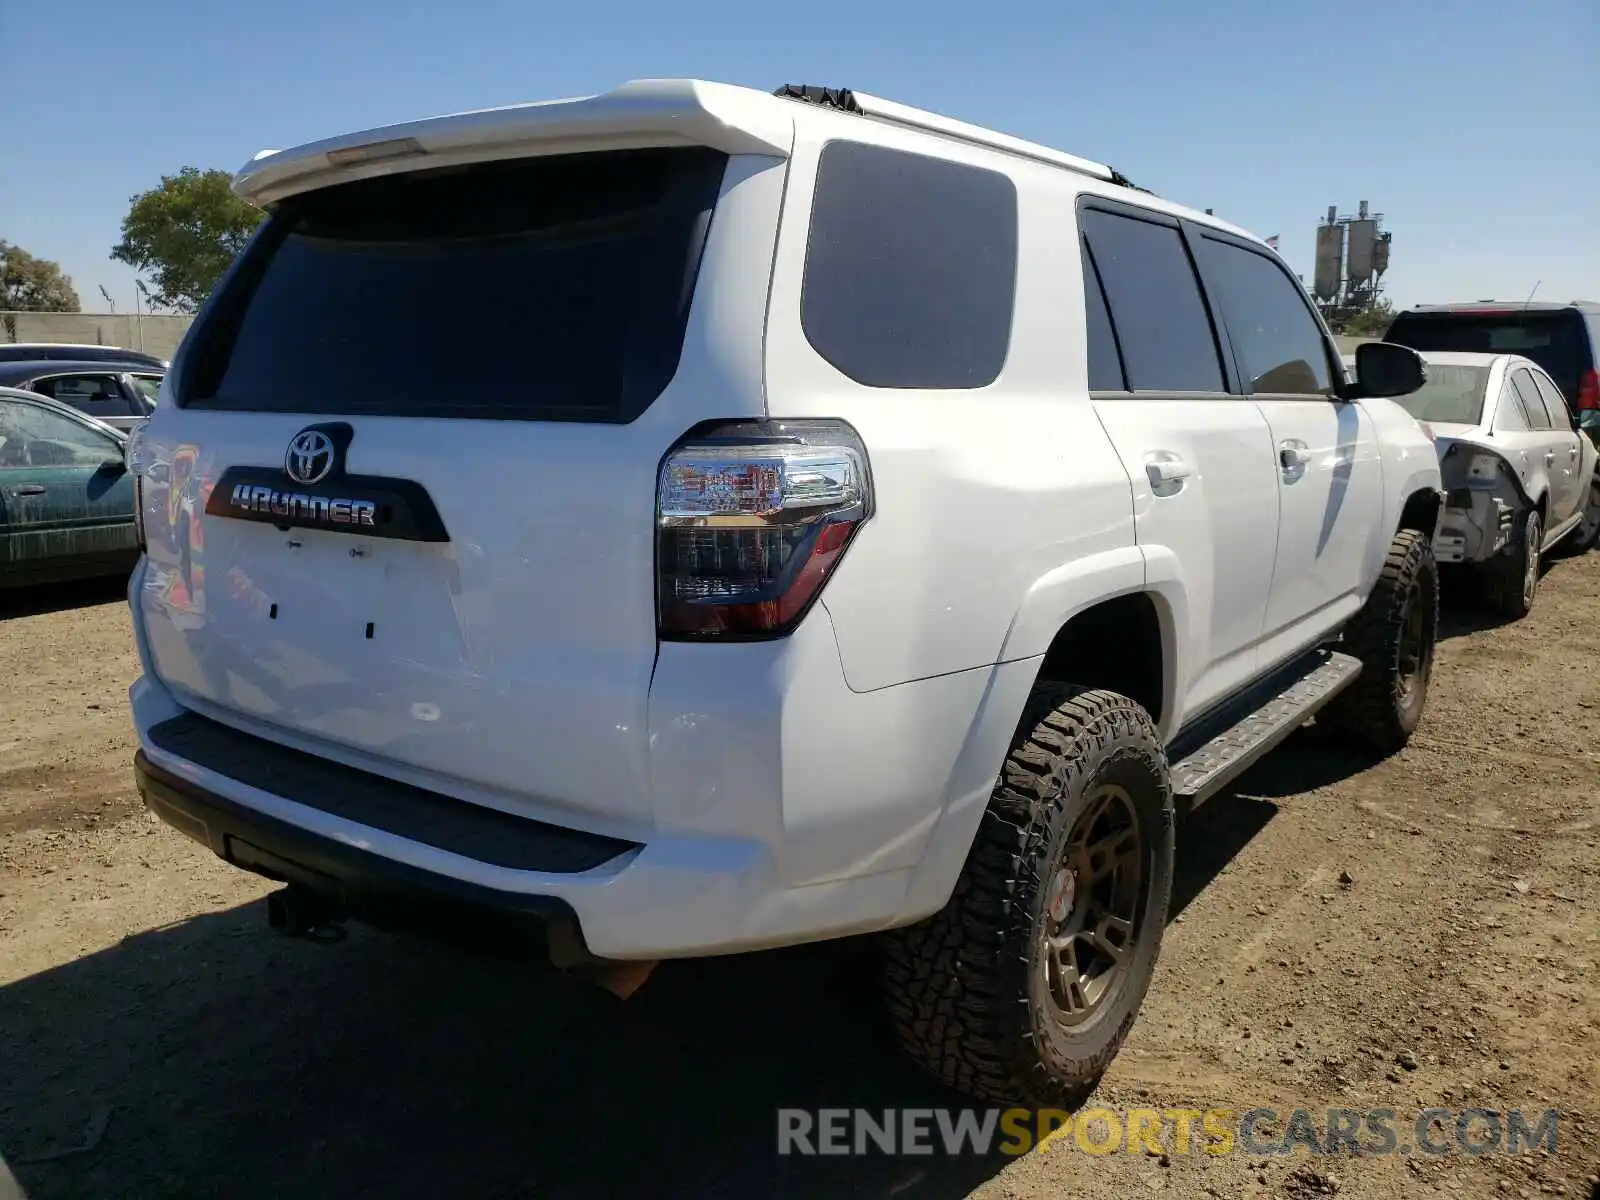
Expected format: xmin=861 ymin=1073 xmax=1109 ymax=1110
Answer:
xmin=1511 ymin=280 xmax=1541 ymax=341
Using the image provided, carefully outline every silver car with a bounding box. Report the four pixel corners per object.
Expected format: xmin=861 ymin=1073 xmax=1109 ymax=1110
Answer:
xmin=0 ymin=359 xmax=162 ymax=434
xmin=1382 ymin=350 xmax=1600 ymax=616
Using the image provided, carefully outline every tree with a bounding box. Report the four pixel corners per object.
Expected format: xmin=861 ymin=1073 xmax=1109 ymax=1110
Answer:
xmin=1341 ymin=299 xmax=1395 ymax=338
xmin=0 ymin=240 xmax=80 ymax=313
xmin=112 ymin=167 xmax=264 ymax=313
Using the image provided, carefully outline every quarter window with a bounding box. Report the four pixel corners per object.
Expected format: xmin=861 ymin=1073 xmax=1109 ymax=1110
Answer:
xmin=802 ymin=140 xmax=1018 ymax=389
xmin=1512 ymin=369 xmax=1554 ymax=430
xmin=1080 ymin=209 xmax=1223 ymax=392
xmin=1197 ymin=237 xmax=1333 ymax=396
xmin=1531 ymin=370 xmax=1573 ymax=429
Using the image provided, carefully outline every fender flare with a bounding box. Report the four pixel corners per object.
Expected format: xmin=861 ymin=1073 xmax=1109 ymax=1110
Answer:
xmin=995 ymin=544 xmax=1189 ymax=744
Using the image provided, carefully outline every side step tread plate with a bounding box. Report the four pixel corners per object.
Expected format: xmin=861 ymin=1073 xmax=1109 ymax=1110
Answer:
xmin=1171 ymin=649 xmax=1362 ymax=805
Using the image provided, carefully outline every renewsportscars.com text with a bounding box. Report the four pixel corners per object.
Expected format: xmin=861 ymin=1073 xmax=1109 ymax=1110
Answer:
xmin=776 ymin=1106 xmax=1560 ymax=1159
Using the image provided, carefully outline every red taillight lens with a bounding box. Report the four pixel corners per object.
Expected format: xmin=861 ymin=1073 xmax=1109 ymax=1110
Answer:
xmin=1577 ymin=369 xmax=1599 ymax=412
xmin=656 ymin=419 xmax=871 ymax=639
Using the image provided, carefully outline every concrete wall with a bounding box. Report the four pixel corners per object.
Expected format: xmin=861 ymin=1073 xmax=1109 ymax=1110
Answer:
xmin=0 ymin=311 xmax=194 ymax=362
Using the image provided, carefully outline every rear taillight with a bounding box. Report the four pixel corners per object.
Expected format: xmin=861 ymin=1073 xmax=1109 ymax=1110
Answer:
xmin=1578 ymin=369 xmax=1599 ymax=412
xmin=656 ymin=419 xmax=871 ymax=639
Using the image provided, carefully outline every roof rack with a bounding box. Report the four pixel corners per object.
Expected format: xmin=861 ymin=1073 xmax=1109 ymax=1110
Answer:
xmin=773 ymin=84 xmax=1148 ymax=192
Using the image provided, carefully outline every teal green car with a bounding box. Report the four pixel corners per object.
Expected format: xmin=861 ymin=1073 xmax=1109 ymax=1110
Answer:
xmin=0 ymin=385 xmax=139 ymax=588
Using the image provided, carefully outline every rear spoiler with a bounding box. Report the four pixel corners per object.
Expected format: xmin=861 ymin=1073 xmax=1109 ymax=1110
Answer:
xmin=233 ymin=79 xmax=795 ymax=206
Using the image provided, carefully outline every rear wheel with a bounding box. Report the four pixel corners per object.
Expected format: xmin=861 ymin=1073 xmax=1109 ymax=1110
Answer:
xmin=882 ymin=685 xmax=1174 ymax=1107
xmin=1322 ymin=527 xmax=1438 ymax=755
xmin=1564 ymin=477 xmax=1600 ymax=553
xmin=1484 ymin=507 xmax=1542 ymax=618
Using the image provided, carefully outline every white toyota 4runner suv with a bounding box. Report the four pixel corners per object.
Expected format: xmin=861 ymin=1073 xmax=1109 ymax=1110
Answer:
xmin=125 ymin=80 xmax=1442 ymax=1106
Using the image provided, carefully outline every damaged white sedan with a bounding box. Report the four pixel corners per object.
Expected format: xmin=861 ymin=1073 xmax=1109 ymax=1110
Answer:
xmin=1362 ymin=350 xmax=1600 ymax=617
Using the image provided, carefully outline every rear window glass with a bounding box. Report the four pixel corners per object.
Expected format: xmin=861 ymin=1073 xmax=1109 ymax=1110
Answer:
xmin=1393 ymin=363 xmax=1489 ymax=425
xmin=183 ymin=147 xmax=729 ymax=422
xmin=801 ymin=140 xmax=1017 ymax=389
xmin=1386 ymin=311 xmax=1590 ymax=403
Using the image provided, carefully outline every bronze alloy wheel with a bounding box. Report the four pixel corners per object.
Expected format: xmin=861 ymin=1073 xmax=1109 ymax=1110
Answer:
xmin=1041 ymin=783 xmax=1144 ymax=1026
xmin=1396 ymin=573 xmax=1432 ymax=711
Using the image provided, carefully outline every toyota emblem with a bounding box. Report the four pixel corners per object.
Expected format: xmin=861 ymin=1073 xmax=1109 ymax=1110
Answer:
xmin=284 ymin=429 xmax=336 ymax=485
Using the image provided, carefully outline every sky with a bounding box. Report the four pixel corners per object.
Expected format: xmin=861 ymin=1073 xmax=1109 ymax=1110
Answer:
xmin=2 ymin=0 xmax=1596 ymax=314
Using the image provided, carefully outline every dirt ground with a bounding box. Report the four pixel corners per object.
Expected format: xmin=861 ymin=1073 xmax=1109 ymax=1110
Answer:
xmin=1 ymin=562 xmax=1597 ymax=1200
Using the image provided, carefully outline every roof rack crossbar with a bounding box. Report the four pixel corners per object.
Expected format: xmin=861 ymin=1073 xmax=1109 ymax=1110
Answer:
xmin=773 ymin=82 xmax=1145 ymax=191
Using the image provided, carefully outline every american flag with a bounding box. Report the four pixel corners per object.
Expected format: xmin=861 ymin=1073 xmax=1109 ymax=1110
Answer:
xmin=1265 ymin=235 xmax=1280 ymax=250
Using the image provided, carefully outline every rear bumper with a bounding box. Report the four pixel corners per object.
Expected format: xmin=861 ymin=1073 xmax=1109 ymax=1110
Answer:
xmin=128 ymin=612 xmax=1042 ymax=961
xmin=1434 ymin=489 xmax=1515 ymax=565
xmin=134 ymin=749 xmax=595 ymax=962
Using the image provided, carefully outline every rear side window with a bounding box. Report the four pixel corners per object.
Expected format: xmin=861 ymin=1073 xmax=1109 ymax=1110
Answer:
xmin=31 ymin=374 xmax=138 ymax=421
xmin=1196 ymin=237 xmax=1332 ymax=395
xmin=1531 ymin=370 xmax=1573 ymax=428
xmin=183 ymin=147 xmax=729 ymax=422
xmin=801 ymin=141 xmax=1017 ymax=389
xmin=1081 ymin=209 xmax=1223 ymax=392
xmin=1386 ymin=311 xmax=1589 ymax=403
xmin=1511 ymin=369 xmax=1553 ymax=430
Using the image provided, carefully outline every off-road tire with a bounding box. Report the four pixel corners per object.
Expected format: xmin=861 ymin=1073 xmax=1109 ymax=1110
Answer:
xmin=1322 ymin=527 xmax=1438 ymax=754
xmin=881 ymin=686 xmax=1174 ymax=1108
xmin=1484 ymin=507 xmax=1542 ymax=618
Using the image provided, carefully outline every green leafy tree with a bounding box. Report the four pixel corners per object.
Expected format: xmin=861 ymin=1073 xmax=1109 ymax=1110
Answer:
xmin=1342 ymin=299 xmax=1396 ymax=338
xmin=0 ymin=240 xmax=80 ymax=313
xmin=112 ymin=167 xmax=264 ymax=313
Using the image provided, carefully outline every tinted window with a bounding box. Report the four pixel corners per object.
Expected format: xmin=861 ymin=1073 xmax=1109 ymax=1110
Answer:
xmin=1082 ymin=248 xmax=1125 ymax=390
xmin=1511 ymin=370 xmax=1553 ymax=430
xmin=1197 ymin=238 xmax=1332 ymax=395
xmin=1531 ymin=370 xmax=1573 ymax=429
xmin=1386 ymin=310 xmax=1590 ymax=403
xmin=1080 ymin=209 xmax=1223 ymax=392
xmin=30 ymin=374 xmax=136 ymax=420
xmin=186 ymin=147 xmax=729 ymax=422
xmin=801 ymin=141 xmax=1017 ymax=389
xmin=0 ymin=401 xmax=119 ymax=468
xmin=1393 ymin=363 xmax=1490 ymax=425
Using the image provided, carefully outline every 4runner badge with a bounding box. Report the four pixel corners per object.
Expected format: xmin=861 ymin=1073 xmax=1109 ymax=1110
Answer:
xmin=205 ymin=422 xmax=452 ymax=543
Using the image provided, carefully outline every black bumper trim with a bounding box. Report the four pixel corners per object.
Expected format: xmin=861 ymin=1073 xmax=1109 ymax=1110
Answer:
xmin=145 ymin=711 xmax=637 ymax=873
xmin=135 ymin=751 xmax=596 ymax=961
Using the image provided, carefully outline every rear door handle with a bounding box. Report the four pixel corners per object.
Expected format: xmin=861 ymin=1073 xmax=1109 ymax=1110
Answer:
xmin=10 ymin=484 xmax=45 ymax=496
xmin=1279 ymin=440 xmax=1312 ymax=470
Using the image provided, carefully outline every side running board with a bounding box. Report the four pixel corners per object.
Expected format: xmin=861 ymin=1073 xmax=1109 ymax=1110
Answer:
xmin=1169 ymin=649 xmax=1363 ymax=807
